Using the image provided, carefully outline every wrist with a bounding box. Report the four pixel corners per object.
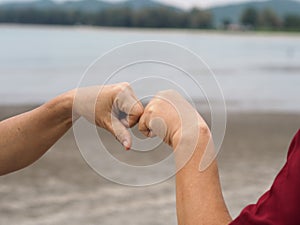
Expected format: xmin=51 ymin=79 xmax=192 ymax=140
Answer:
xmin=70 ymin=86 xmax=101 ymax=124
xmin=44 ymin=90 xmax=76 ymax=126
xmin=173 ymin=123 xmax=211 ymax=169
xmin=173 ymin=115 xmax=210 ymax=147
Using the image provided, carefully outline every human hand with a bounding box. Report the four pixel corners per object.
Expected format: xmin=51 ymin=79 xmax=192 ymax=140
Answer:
xmin=73 ymin=82 xmax=144 ymax=150
xmin=139 ymin=91 xmax=230 ymax=225
xmin=138 ymin=90 xmax=211 ymax=161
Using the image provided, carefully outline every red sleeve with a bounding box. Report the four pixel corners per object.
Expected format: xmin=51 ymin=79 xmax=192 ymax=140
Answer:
xmin=230 ymin=130 xmax=300 ymax=225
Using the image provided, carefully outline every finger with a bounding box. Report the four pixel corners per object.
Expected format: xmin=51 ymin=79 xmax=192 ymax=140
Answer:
xmin=138 ymin=113 xmax=151 ymax=137
xmin=115 ymin=88 xmax=144 ymax=127
xmin=127 ymin=102 xmax=144 ymax=127
xmin=149 ymin=117 xmax=167 ymax=139
xmin=120 ymin=118 xmax=129 ymax=128
xmin=106 ymin=116 xmax=132 ymax=150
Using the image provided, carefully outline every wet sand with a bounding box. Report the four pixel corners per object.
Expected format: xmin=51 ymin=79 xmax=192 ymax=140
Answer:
xmin=0 ymin=105 xmax=299 ymax=224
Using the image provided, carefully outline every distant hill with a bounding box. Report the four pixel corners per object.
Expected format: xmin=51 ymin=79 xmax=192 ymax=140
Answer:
xmin=0 ymin=0 xmax=56 ymax=10
xmin=118 ymin=0 xmax=178 ymax=10
xmin=0 ymin=0 xmax=181 ymax=12
xmin=1 ymin=0 xmax=300 ymax=28
xmin=59 ymin=0 xmax=112 ymax=12
xmin=210 ymin=0 xmax=300 ymax=26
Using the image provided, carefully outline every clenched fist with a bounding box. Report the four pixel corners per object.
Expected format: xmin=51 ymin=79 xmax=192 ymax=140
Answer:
xmin=139 ymin=90 xmax=211 ymax=159
xmin=73 ymin=82 xmax=144 ymax=150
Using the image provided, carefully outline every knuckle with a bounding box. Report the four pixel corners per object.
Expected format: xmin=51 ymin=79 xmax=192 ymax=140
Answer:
xmin=113 ymin=82 xmax=130 ymax=93
xmin=139 ymin=106 xmax=145 ymax=114
xmin=145 ymin=105 xmax=155 ymax=115
xmin=112 ymin=85 xmax=122 ymax=94
xmin=134 ymin=103 xmax=144 ymax=115
xmin=119 ymin=82 xmax=130 ymax=91
xmin=127 ymin=117 xmax=138 ymax=128
xmin=120 ymin=82 xmax=130 ymax=87
xmin=199 ymin=124 xmax=211 ymax=138
xmin=157 ymin=89 xmax=178 ymax=96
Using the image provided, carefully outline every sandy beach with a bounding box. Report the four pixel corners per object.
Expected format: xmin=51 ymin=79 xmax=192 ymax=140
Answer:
xmin=0 ymin=105 xmax=299 ymax=225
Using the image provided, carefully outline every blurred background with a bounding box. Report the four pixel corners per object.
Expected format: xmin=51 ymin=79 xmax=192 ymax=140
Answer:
xmin=0 ymin=0 xmax=300 ymax=224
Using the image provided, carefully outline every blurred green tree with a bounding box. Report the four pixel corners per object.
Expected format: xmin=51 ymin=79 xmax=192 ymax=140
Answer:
xmin=222 ymin=17 xmax=232 ymax=29
xmin=259 ymin=8 xmax=281 ymax=29
xmin=284 ymin=14 xmax=300 ymax=30
xmin=240 ymin=7 xmax=259 ymax=27
xmin=187 ymin=8 xmax=213 ymax=29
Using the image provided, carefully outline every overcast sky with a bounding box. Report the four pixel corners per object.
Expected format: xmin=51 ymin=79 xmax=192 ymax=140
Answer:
xmin=0 ymin=0 xmax=299 ymax=9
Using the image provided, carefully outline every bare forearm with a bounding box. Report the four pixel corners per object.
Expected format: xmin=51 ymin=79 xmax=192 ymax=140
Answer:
xmin=176 ymin=133 xmax=232 ymax=225
xmin=0 ymin=83 xmax=144 ymax=176
xmin=138 ymin=90 xmax=232 ymax=225
xmin=0 ymin=91 xmax=75 ymax=175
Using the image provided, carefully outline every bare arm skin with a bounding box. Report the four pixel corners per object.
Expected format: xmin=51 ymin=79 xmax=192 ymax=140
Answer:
xmin=0 ymin=91 xmax=73 ymax=175
xmin=175 ymin=138 xmax=232 ymax=225
xmin=0 ymin=83 xmax=143 ymax=176
xmin=139 ymin=90 xmax=232 ymax=225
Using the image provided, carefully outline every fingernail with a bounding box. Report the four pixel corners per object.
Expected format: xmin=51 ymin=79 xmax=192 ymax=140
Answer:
xmin=123 ymin=141 xmax=130 ymax=150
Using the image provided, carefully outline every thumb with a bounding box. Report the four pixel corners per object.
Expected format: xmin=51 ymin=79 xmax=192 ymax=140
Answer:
xmin=149 ymin=117 xmax=167 ymax=140
xmin=107 ymin=116 xmax=132 ymax=150
xmin=114 ymin=87 xmax=144 ymax=127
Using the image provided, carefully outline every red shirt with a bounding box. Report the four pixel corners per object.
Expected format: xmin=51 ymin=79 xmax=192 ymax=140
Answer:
xmin=230 ymin=130 xmax=300 ymax=225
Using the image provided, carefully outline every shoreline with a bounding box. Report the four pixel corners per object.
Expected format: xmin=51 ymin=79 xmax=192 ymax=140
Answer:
xmin=1 ymin=103 xmax=299 ymax=119
xmin=1 ymin=23 xmax=300 ymax=37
